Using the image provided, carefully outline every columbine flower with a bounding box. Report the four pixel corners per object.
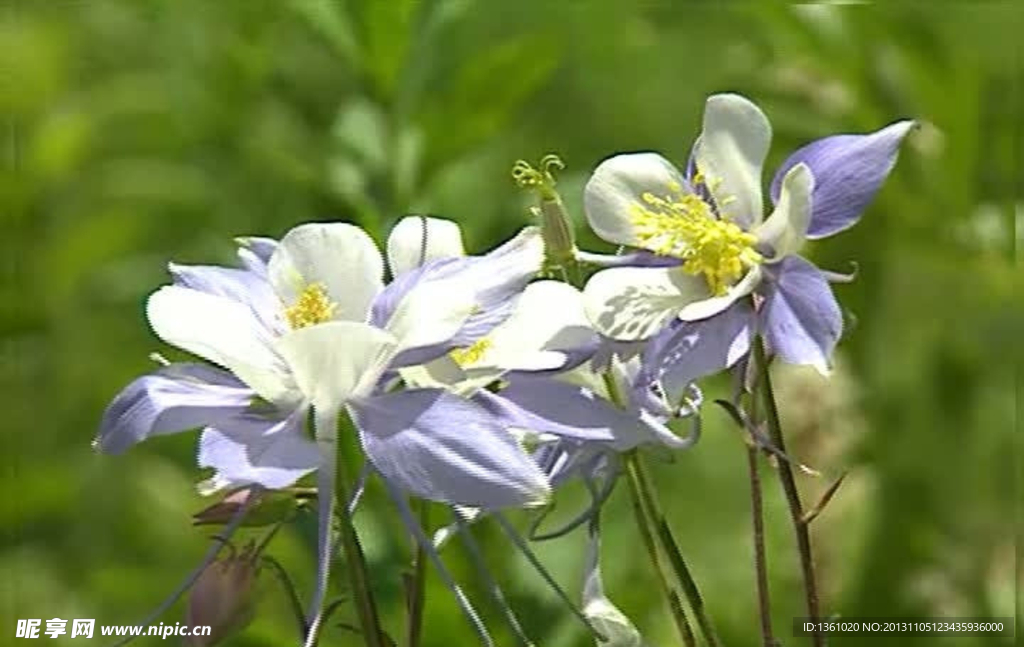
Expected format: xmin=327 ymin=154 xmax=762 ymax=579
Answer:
xmin=582 ymin=93 xmax=914 ymax=374
xmin=98 ymin=220 xmax=550 ymax=503
xmin=97 ymin=219 xmax=554 ymax=642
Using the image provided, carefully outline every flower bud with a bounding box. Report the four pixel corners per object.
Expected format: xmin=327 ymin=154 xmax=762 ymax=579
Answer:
xmin=184 ymin=545 xmax=260 ymax=646
xmin=386 ymin=215 xmax=465 ymax=276
xmin=192 ymin=488 xmax=297 ymax=528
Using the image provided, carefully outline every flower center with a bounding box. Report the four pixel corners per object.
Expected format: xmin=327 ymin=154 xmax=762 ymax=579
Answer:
xmin=630 ymin=183 xmax=762 ymax=296
xmin=449 ymin=338 xmax=493 ymax=367
xmin=284 ymin=283 xmax=337 ymax=329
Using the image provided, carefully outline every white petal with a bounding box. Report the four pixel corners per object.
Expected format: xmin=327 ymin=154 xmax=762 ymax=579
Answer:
xmin=386 ymin=215 xmax=466 ymax=276
xmin=269 ymin=222 xmax=384 ymax=324
xmin=384 ymin=279 xmax=479 ymax=353
xmin=146 ymin=286 xmax=297 ymax=406
xmin=463 ymin=281 xmax=594 ymax=371
xmin=695 ymin=93 xmax=772 ymax=228
xmin=584 ymin=152 xmax=687 ymax=247
xmin=277 ymin=321 xmax=398 ymax=410
xmin=753 ymin=163 xmax=814 ymax=261
xmin=676 ymin=264 xmax=763 ymax=321
xmin=583 ymin=266 xmax=710 ymax=341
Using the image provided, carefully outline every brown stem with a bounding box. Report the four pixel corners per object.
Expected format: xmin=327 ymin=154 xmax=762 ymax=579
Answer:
xmin=754 ymin=340 xmax=823 ymax=647
xmin=746 ymin=445 xmax=775 ymax=647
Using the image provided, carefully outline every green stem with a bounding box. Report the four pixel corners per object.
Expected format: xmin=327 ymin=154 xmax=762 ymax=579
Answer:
xmin=632 ymin=454 xmax=723 ymax=647
xmin=753 ymin=340 xmax=823 ymax=647
xmin=624 ymin=452 xmax=696 ymax=647
xmin=603 ymin=373 xmax=710 ymax=647
xmin=746 ymin=445 xmax=774 ymax=647
xmin=405 ymin=499 xmax=428 ymax=647
xmin=335 ymin=415 xmax=386 ymax=647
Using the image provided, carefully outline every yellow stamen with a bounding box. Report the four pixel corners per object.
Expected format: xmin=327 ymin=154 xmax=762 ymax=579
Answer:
xmin=449 ymin=338 xmax=493 ymax=367
xmin=630 ymin=184 xmax=762 ymax=295
xmin=284 ymin=283 xmax=337 ymax=329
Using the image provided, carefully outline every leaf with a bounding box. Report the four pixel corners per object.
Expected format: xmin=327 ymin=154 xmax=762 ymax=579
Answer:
xmin=291 ymin=0 xmax=360 ymax=65
xmin=358 ymin=0 xmax=421 ymax=98
xmin=419 ymin=34 xmax=560 ymax=168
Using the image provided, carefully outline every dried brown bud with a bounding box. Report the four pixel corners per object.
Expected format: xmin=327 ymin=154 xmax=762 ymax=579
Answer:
xmin=184 ymin=544 xmax=260 ymax=646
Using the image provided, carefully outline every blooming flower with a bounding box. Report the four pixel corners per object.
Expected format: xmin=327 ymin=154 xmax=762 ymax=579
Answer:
xmin=96 ymin=219 xmax=554 ymax=641
xmin=582 ymin=93 xmax=914 ymax=374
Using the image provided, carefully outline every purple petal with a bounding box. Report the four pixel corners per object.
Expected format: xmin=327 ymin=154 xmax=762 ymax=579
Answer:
xmin=473 ymin=385 xmax=619 ymax=444
xmin=235 ymin=236 xmax=279 ymax=277
xmin=96 ymin=364 xmax=253 ymax=454
xmin=770 ymin=120 xmax=915 ymax=239
xmin=351 ymin=389 xmax=550 ymax=509
xmin=575 ymin=250 xmax=683 ymax=269
xmin=168 ymin=262 xmax=282 ymax=332
xmin=760 ymin=256 xmax=843 ymax=374
xmin=641 ymin=301 xmax=754 ymax=405
xmin=197 ymin=408 xmax=319 ymax=490
xmin=371 ymin=229 xmax=541 ymax=367
xmin=480 ymin=376 xmax=690 ymax=451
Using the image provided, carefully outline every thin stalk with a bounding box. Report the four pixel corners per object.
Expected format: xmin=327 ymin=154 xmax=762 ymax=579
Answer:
xmin=262 ymin=555 xmax=310 ymax=641
xmin=746 ymin=446 xmax=774 ymax=647
xmin=753 ymin=340 xmax=823 ymax=647
xmin=632 ymin=454 xmax=722 ymax=647
xmin=746 ymin=371 xmax=774 ymax=647
xmin=603 ymin=372 xmax=718 ymax=647
xmin=624 ymin=452 xmax=696 ymax=647
xmin=405 ymin=499 xmax=428 ymax=647
xmin=335 ymin=418 xmax=386 ymax=647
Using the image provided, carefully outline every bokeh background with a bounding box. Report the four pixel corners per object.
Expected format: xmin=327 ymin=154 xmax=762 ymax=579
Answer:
xmin=3 ymin=1 xmax=1020 ymax=646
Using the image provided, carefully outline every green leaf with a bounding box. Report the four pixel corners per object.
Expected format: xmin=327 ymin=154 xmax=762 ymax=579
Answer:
xmin=359 ymin=0 xmax=420 ymax=98
xmin=290 ymin=0 xmax=360 ymax=66
xmin=419 ymin=34 xmax=559 ymax=169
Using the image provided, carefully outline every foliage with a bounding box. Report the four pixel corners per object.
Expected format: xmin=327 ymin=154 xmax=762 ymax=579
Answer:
xmin=2 ymin=1 xmax=1019 ymax=646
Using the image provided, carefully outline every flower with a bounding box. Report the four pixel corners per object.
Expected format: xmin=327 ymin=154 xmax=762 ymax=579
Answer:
xmin=97 ymin=219 xmax=556 ymax=642
xmin=582 ymin=93 xmax=914 ymax=374
xmin=98 ymin=220 xmax=551 ymax=506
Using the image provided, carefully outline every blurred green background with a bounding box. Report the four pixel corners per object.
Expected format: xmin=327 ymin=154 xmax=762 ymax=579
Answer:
xmin=2 ymin=1 xmax=1020 ymax=646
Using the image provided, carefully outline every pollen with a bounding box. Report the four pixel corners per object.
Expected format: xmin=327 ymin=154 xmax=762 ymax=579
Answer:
xmin=284 ymin=283 xmax=337 ymax=329
xmin=449 ymin=338 xmax=493 ymax=367
xmin=630 ymin=186 xmax=762 ymax=296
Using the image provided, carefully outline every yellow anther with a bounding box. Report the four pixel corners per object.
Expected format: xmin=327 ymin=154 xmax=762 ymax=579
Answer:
xmin=284 ymin=283 xmax=337 ymax=329
xmin=449 ymin=338 xmax=493 ymax=367
xmin=630 ymin=186 xmax=762 ymax=295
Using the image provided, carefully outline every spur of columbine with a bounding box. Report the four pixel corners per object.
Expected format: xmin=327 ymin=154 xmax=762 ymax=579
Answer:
xmin=583 ymin=93 xmax=914 ymax=374
xmin=95 ymin=219 xmax=550 ymax=641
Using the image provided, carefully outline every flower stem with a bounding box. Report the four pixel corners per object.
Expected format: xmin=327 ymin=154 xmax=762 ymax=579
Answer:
xmin=335 ymin=416 xmax=386 ymax=647
xmin=624 ymin=451 xmax=696 ymax=647
xmin=631 ymin=453 xmax=723 ymax=647
xmin=753 ymin=340 xmax=823 ymax=647
xmin=746 ymin=445 xmax=775 ymax=647
xmin=744 ymin=372 xmax=775 ymax=647
xmin=405 ymin=499 xmax=428 ymax=647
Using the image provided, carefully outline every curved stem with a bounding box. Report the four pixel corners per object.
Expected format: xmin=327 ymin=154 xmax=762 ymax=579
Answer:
xmin=754 ymin=340 xmax=823 ymax=647
xmin=624 ymin=452 xmax=696 ymax=647
xmin=631 ymin=454 xmax=723 ymax=647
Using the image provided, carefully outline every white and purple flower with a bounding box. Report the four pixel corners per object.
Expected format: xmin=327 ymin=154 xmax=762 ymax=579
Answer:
xmin=582 ymin=93 xmax=914 ymax=375
xmin=96 ymin=219 xmax=553 ymax=641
